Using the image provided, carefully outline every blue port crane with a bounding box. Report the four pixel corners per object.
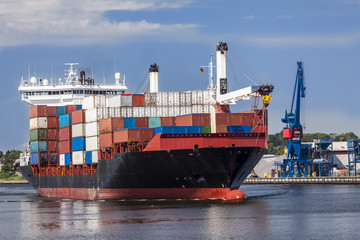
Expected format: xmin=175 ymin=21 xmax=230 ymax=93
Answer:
xmin=281 ymin=61 xmax=311 ymax=177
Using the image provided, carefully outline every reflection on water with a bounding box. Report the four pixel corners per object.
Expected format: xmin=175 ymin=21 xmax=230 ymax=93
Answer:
xmin=1 ymin=184 xmax=360 ymax=239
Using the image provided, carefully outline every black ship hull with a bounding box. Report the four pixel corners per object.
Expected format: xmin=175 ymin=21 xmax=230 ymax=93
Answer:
xmin=20 ymin=146 xmax=265 ymax=200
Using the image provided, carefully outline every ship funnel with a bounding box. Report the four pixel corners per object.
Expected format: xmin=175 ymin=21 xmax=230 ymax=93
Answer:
xmin=149 ymin=63 xmax=159 ymax=93
xmin=216 ymin=42 xmax=228 ymax=99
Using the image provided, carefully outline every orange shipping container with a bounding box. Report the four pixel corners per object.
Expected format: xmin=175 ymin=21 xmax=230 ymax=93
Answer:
xmin=216 ymin=114 xmax=230 ymax=125
xmin=216 ymin=125 xmax=228 ymax=133
xmin=59 ymin=127 xmax=72 ymax=141
xmin=113 ymin=129 xmax=141 ymax=143
xmin=29 ymin=105 xmax=47 ymax=118
xmin=46 ymin=106 xmax=58 ymax=117
xmin=48 ymin=129 xmax=58 ymax=140
xmin=48 ymin=141 xmax=58 ymax=152
xmin=242 ymin=113 xmax=254 ymax=125
xmin=99 ymin=133 xmax=113 ymax=148
xmin=132 ymin=94 xmax=145 ymax=107
xmin=161 ymin=117 xmax=176 ymax=126
xmin=66 ymin=105 xmax=78 ymax=114
xmin=176 ymin=114 xmax=209 ymax=126
xmin=140 ymin=128 xmax=155 ymax=142
xmin=59 ymin=140 xmax=71 ymax=154
xmin=229 ymin=113 xmax=242 ymax=126
xmin=72 ymin=109 xmax=86 ymax=124
xmin=47 ymin=117 xmax=59 ymax=129
xmin=99 ymin=118 xmax=124 ymax=134
xmin=136 ymin=117 xmax=149 ymax=128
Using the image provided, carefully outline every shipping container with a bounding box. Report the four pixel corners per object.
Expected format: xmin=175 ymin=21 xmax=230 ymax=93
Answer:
xmin=47 ymin=117 xmax=58 ymax=129
xmin=133 ymin=107 xmax=146 ymax=117
xmin=242 ymin=113 xmax=254 ymax=125
xmin=85 ymin=107 xmax=108 ymax=123
xmin=107 ymin=95 xmax=121 ymax=108
xmin=48 ymin=141 xmax=58 ymax=152
xmin=108 ymin=107 xmax=121 ymax=118
xmin=156 ymin=92 xmax=168 ymax=106
xmin=160 ymin=117 xmax=175 ymax=126
xmin=30 ymin=153 xmax=39 ymax=165
xmin=29 ymin=105 xmax=47 ymax=118
xmin=66 ymin=105 xmax=77 ymax=114
xmin=191 ymin=90 xmax=205 ymax=105
xmin=176 ymin=114 xmax=209 ymax=126
xmin=120 ymin=107 xmax=133 ymax=118
xmin=216 ymin=125 xmax=228 ymax=133
xmin=168 ymin=92 xmax=180 ymax=106
xmin=50 ymin=152 xmax=58 ymax=164
xmin=99 ymin=133 xmax=113 ymax=148
xmin=60 ymin=153 xmax=71 ymax=166
xmin=202 ymin=126 xmax=211 ymax=133
xmin=132 ymin=94 xmax=145 ymax=107
xmin=30 ymin=141 xmax=48 ymax=153
xmin=179 ymin=92 xmax=191 ymax=106
xmin=121 ymin=94 xmax=132 ymax=107
xmin=191 ymin=105 xmax=204 ymax=114
xmin=99 ymin=118 xmax=124 ymax=134
xmin=59 ymin=127 xmax=72 ymax=141
xmin=82 ymin=95 xmax=106 ymax=109
xmin=140 ymin=128 xmax=155 ymax=141
xmin=168 ymin=106 xmax=180 ymax=117
xmin=72 ymin=109 xmax=86 ymax=124
xmin=76 ymin=105 xmax=82 ymax=110
xmin=86 ymin=151 xmax=98 ymax=164
xmin=124 ymin=117 xmax=136 ymax=128
xmin=72 ymin=123 xmax=86 ymax=138
xmin=72 ymin=151 xmax=85 ymax=165
xmin=85 ymin=122 xmax=98 ymax=137
xmin=30 ymin=129 xmax=47 ymax=141
xmin=157 ymin=106 xmax=169 ymax=117
xmin=228 ymin=126 xmax=252 ymax=133
xmin=136 ymin=117 xmax=149 ymax=128
xmin=216 ymin=113 xmax=230 ymax=125
xmin=86 ymin=136 xmax=98 ymax=151
xmin=46 ymin=106 xmax=58 ymax=117
xmin=29 ymin=117 xmax=47 ymax=130
xmin=47 ymin=129 xmax=58 ymax=140
xmin=229 ymin=113 xmax=242 ymax=126
xmin=154 ymin=126 xmax=203 ymax=135
xmin=180 ymin=106 xmax=191 ymax=115
xmin=113 ymin=129 xmax=141 ymax=143
xmin=149 ymin=117 xmax=161 ymax=128
xmin=145 ymin=106 xmax=158 ymax=117
xmin=144 ymin=92 xmax=157 ymax=106
xmin=154 ymin=126 xmax=177 ymax=135
xmin=59 ymin=140 xmax=71 ymax=154
xmin=59 ymin=114 xmax=72 ymax=128
xmin=72 ymin=137 xmax=86 ymax=151
xmin=57 ymin=106 xmax=67 ymax=117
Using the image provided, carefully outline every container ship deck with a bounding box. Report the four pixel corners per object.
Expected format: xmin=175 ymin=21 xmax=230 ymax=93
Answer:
xmin=18 ymin=42 xmax=273 ymax=200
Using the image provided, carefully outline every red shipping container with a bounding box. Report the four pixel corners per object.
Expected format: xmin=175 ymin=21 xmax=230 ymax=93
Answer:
xmin=59 ymin=127 xmax=72 ymax=141
xmin=47 ymin=117 xmax=59 ymax=129
xmin=29 ymin=105 xmax=47 ymax=118
xmin=46 ymin=106 xmax=58 ymax=117
xmin=48 ymin=129 xmax=58 ymax=140
xmin=176 ymin=114 xmax=209 ymax=126
xmin=99 ymin=133 xmax=113 ymax=148
xmin=72 ymin=109 xmax=86 ymax=124
xmin=229 ymin=113 xmax=242 ymax=126
xmin=136 ymin=117 xmax=148 ymax=128
xmin=133 ymin=94 xmax=145 ymax=107
xmin=113 ymin=129 xmax=141 ymax=143
xmin=66 ymin=105 xmax=77 ymax=114
xmin=59 ymin=140 xmax=71 ymax=154
xmin=99 ymin=118 xmax=124 ymax=134
xmin=216 ymin=125 xmax=228 ymax=133
xmin=242 ymin=113 xmax=254 ymax=125
xmin=216 ymin=114 xmax=230 ymax=125
xmin=48 ymin=141 xmax=58 ymax=152
xmin=141 ymin=128 xmax=155 ymax=141
xmin=161 ymin=117 xmax=176 ymax=126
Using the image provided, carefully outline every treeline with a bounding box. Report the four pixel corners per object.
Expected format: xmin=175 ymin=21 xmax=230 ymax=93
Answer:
xmin=267 ymin=132 xmax=358 ymax=155
xmin=0 ymin=150 xmax=22 ymax=179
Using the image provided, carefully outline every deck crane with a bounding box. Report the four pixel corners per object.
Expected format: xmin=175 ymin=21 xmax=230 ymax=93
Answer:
xmin=282 ymin=61 xmax=311 ymax=177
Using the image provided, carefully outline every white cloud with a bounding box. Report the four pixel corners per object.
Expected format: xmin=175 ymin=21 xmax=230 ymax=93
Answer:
xmin=0 ymin=0 xmax=198 ymax=47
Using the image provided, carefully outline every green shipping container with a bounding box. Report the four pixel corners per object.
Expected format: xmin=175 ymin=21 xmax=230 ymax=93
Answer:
xmin=149 ymin=117 xmax=161 ymax=128
xmin=30 ymin=129 xmax=48 ymax=141
xmin=202 ymin=126 xmax=211 ymax=133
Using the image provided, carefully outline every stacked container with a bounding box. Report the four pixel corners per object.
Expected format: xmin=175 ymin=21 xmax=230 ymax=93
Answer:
xmin=59 ymin=111 xmax=72 ymax=166
xmin=85 ymin=106 xmax=101 ymax=164
xmin=72 ymin=109 xmax=86 ymax=165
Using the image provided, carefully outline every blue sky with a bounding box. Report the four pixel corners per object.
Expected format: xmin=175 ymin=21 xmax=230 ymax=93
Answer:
xmin=0 ymin=0 xmax=359 ymax=151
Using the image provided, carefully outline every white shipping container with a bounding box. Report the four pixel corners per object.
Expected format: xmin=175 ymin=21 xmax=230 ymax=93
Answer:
xmin=168 ymin=92 xmax=180 ymax=106
xmin=144 ymin=92 xmax=157 ymax=106
xmin=203 ymin=104 xmax=211 ymax=113
xmin=60 ymin=154 xmax=66 ymax=166
xmin=86 ymin=136 xmax=99 ymax=151
xmin=203 ymin=90 xmax=212 ymax=104
xmin=108 ymin=107 xmax=121 ymax=118
xmin=156 ymin=92 xmax=169 ymax=106
xmin=180 ymin=106 xmax=191 ymax=116
xmin=85 ymin=108 xmax=97 ymax=123
xmin=85 ymin=122 xmax=98 ymax=137
xmin=98 ymin=107 xmax=109 ymax=120
xmin=82 ymin=96 xmax=95 ymax=110
xmin=191 ymin=105 xmax=204 ymax=114
xmin=145 ymin=106 xmax=158 ymax=117
xmin=72 ymin=151 xmax=85 ymax=165
xmin=157 ymin=106 xmax=169 ymax=117
xmin=91 ymin=150 xmax=98 ymax=164
xmin=120 ymin=107 xmax=133 ymax=118
xmin=180 ymin=92 xmax=191 ymax=106
xmin=29 ymin=117 xmax=47 ymax=130
xmin=72 ymin=123 xmax=86 ymax=138
xmin=121 ymin=94 xmax=132 ymax=107
xmin=133 ymin=107 xmax=146 ymax=117
xmin=168 ymin=106 xmax=181 ymax=116
xmin=95 ymin=95 xmax=106 ymax=108
xmin=107 ymin=95 xmax=121 ymax=108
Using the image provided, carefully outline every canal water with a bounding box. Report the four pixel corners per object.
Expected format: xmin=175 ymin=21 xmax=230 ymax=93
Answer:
xmin=1 ymin=184 xmax=360 ymax=239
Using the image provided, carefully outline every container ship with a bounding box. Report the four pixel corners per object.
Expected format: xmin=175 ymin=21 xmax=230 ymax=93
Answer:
xmin=18 ymin=42 xmax=273 ymax=200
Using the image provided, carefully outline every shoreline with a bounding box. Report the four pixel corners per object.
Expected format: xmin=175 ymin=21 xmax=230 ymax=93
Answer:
xmin=0 ymin=181 xmax=29 ymax=184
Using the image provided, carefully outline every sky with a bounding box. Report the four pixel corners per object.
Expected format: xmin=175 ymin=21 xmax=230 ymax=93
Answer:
xmin=0 ymin=0 xmax=359 ymax=151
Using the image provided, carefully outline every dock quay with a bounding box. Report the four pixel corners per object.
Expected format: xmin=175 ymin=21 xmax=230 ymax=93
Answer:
xmin=244 ymin=177 xmax=360 ymax=184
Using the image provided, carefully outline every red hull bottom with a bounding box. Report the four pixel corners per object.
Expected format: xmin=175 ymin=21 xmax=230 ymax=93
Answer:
xmin=35 ymin=188 xmax=245 ymax=200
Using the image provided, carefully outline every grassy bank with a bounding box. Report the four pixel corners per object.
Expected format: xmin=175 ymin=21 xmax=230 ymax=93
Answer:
xmin=0 ymin=174 xmax=27 ymax=182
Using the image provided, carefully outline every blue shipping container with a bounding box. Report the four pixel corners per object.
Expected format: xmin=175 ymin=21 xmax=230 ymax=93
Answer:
xmin=86 ymin=151 xmax=92 ymax=164
xmin=228 ymin=125 xmax=253 ymax=133
xmin=72 ymin=137 xmax=86 ymax=151
xmin=30 ymin=141 xmax=48 ymax=153
xmin=30 ymin=153 xmax=39 ymax=165
xmin=155 ymin=126 xmax=203 ymax=135
xmin=76 ymin=105 xmax=82 ymax=110
xmin=57 ymin=106 xmax=67 ymax=117
xmin=149 ymin=117 xmax=161 ymax=128
xmin=124 ymin=117 xmax=136 ymax=128
xmin=64 ymin=153 xmax=71 ymax=166
xmin=59 ymin=114 xmax=72 ymax=128
xmin=187 ymin=126 xmax=203 ymax=134
xmin=50 ymin=152 xmax=58 ymax=164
